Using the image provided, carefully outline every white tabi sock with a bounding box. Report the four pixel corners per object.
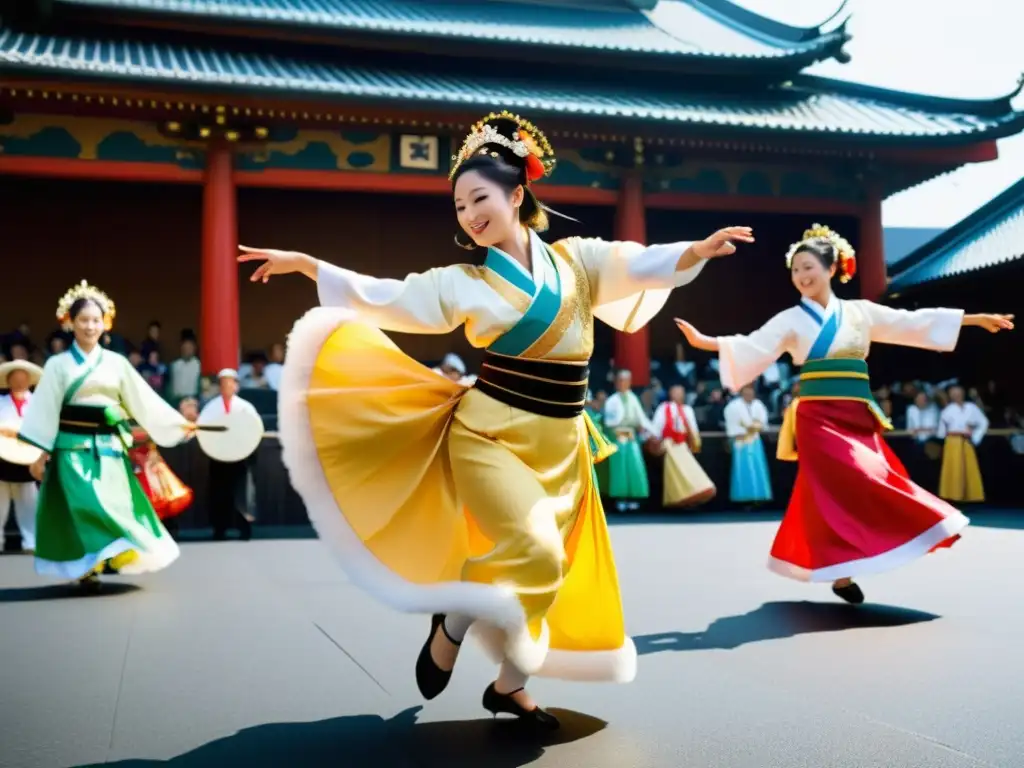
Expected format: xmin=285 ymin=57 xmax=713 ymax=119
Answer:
xmin=495 ymin=660 xmax=529 ymax=694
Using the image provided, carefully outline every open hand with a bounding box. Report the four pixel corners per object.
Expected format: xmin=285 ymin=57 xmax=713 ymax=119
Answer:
xmin=238 ymin=246 xmax=315 ymax=283
xmin=970 ymin=313 xmax=1014 ymax=333
xmin=692 ymin=227 xmax=754 ymax=260
xmin=674 ymin=318 xmax=720 ymax=352
xmin=30 ymin=453 xmax=49 ymax=483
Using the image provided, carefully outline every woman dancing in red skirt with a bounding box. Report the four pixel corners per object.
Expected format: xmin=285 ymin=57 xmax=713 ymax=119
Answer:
xmin=676 ymin=224 xmax=1013 ymax=603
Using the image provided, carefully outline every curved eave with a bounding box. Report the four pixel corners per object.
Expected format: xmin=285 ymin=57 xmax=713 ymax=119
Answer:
xmin=0 ymin=28 xmax=1020 ymax=146
xmin=888 ymin=179 xmax=1024 ymax=292
xmin=52 ymin=0 xmax=849 ymax=68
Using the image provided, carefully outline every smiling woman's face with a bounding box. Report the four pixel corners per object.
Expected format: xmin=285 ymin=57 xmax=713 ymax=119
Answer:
xmin=453 ymin=169 xmax=523 ymax=248
xmin=790 ymin=249 xmax=835 ymax=298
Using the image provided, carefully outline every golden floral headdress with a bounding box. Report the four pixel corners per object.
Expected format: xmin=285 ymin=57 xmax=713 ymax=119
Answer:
xmin=56 ymin=280 xmax=116 ymax=331
xmin=785 ymin=223 xmax=857 ymax=283
xmin=449 ymin=110 xmax=556 ymax=183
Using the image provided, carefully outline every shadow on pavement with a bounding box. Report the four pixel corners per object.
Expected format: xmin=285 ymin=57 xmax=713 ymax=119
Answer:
xmin=0 ymin=581 xmax=141 ymax=603
xmin=635 ymin=600 xmax=940 ymax=654
xmin=77 ymin=705 xmax=607 ymax=768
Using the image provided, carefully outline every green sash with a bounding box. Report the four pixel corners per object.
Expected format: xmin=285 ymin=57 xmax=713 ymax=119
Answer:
xmin=798 ymin=358 xmax=891 ymax=429
xmin=486 ymin=243 xmax=563 ymax=358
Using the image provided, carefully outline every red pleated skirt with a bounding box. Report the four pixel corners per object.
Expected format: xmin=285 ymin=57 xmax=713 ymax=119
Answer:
xmin=769 ymin=400 xmax=969 ymax=582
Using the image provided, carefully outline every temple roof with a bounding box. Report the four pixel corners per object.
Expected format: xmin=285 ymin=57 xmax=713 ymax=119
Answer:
xmin=51 ymin=0 xmax=851 ymax=69
xmin=1 ymin=24 xmax=1021 ymax=145
xmin=888 ymin=178 xmax=1024 ymax=292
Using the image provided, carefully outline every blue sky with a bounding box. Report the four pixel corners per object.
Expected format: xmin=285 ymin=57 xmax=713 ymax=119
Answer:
xmin=733 ymin=0 xmax=1023 ymax=228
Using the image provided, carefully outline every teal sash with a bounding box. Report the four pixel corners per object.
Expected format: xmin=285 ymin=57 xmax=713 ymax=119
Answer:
xmin=799 ymin=300 xmax=843 ymax=362
xmin=486 ymin=244 xmax=563 ymax=357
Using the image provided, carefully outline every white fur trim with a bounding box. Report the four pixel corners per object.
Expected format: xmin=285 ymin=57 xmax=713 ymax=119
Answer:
xmin=279 ymin=310 xmax=537 ymax=664
xmin=280 ymin=307 xmax=634 ymax=683
xmin=768 ymin=511 xmax=970 ymax=583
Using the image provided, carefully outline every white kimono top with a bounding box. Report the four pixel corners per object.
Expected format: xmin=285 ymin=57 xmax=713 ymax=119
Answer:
xmin=905 ymin=403 xmax=941 ymax=442
xmin=19 ymin=343 xmax=189 ymax=453
xmin=0 ymin=391 xmax=32 ymax=423
xmin=315 ymin=228 xmax=703 ymax=362
xmin=724 ymin=397 xmax=769 ymax=443
xmin=604 ymin=390 xmax=656 ymax=438
xmin=651 ymin=401 xmax=700 ymax=444
xmin=937 ymin=402 xmax=988 ymax=445
xmin=717 ymin=294 xmax=964 ymax=393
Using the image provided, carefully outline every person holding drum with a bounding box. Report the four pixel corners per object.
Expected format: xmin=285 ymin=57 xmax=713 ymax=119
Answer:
xmin=15 ymin=280 xmax=199 ymax=592
xmin=199 ymin=368 xmax=264 ymax=541
xmin=0 ymin=360 xmax=43 ymax=552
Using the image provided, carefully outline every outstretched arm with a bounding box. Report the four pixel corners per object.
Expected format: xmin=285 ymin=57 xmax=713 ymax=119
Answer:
xmin=859 ymin=301 xmax=1013 ymax=350
xmin=238 ymin=246 xmax=466 ymax=334
xmin=676 ymin=312 xmax=793 ymax=394
xmin=577 ymin=227 xmax=754 ymax=309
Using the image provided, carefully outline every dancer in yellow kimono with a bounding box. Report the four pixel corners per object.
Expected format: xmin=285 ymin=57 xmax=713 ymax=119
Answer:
xmin=238 ymin=110 xmax=754 ymax=727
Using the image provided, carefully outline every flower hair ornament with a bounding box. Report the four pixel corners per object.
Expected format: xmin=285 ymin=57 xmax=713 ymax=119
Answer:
xmin=785 ymin=223 xmax=858 ymax=283
xmin=449 ymin=110 xmax=556 ymax=184
xmin=56 ymin=280 xmax=116 ymax=331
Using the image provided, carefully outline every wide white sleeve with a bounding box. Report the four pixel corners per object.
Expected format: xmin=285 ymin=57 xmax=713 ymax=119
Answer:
xmin=651 ymin=403 xmax=668 ymax=437
xmin=316 ymin=261 xmax=466 ymax=334
xmin=574 ymin=237 xmax=705 ymax=308
xmin=17 ymin=355 xmax=66 ymax=453
xmin=118 ymin=356 xmax=190 ymax=448
xmin=857 ymin=301 xmax=963 ymax=351
xmin=604 ymin=394 xmax=625 ymax=429
xmin=968 ymin=403 xmax=989 ymax=445
xmin=717 ymin=311 xmax=795 ymax=393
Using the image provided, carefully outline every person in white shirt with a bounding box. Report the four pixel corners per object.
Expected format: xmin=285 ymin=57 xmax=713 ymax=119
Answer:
xmin=202 ymin=369 xmax=259 ymax=540
xmin=906 ymin=391 xmax=940 ymax=443
xmin=604 ymin=369 xmax=655 ymax=511
xmin=0 ymin=360 xmax=42 ymax=552
xmin=264 ymin=343 xmax=285 ymax=391
xmin=937 ymin=385 xmax=989 ymax=502
xmin=167 ymin=338 xmax=201 ymax=402
xmin=651 ymin=385 xmax=715 ymax=507
xmin=723 ymin=385 xmax=772 ymax=505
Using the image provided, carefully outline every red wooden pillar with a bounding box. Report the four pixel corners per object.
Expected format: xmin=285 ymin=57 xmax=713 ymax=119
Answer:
xmin=858 ymin=186 xmax=887 ymax=301
xmin=613 ymin=171 xmax=651 ymax=386
xmin=200 ymin=142 xmax=240 ymax=376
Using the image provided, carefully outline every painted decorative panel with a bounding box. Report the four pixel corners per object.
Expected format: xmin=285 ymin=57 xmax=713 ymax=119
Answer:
xmin=0 ymin=114 xmax=204 ymax=168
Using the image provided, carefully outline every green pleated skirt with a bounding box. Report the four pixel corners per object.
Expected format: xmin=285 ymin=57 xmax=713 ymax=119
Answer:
xmin=34 ymin=430 xmax=179 ymax=580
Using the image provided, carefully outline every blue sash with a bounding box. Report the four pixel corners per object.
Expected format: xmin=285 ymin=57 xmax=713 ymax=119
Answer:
xmin=486 ymin=243 xmax=563 ymax=357
xmin=799 ymin=300 xmax=843 ymax=361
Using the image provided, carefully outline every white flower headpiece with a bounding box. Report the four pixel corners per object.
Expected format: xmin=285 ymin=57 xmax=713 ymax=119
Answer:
xmin=449 ymin=110 xmax=555 ymax=182
xmin=56 ymin=280 xmax=116 ymax=331
xmin=785 ymin=223 xmax=857 ymax=283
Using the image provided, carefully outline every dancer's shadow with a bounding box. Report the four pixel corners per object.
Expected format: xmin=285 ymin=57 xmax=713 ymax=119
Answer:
xmin=76 ymin=705 xmax=606 ymax=768
xmin=635 ymin=600 xmax=940 ymax=654
xmin=0 ymin=581 xmax=141 ymax=603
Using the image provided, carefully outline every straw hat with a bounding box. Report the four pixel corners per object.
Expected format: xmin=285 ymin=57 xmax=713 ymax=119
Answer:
xmin=0 ymin=360 xmax=43 ymax=389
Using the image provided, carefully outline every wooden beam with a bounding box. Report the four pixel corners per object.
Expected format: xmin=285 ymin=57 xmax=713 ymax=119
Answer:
xmin=234 ymin=168 xmax=619 ymax=204
xmin=645 ymin=191 xmax=864 ymax=216
xmin=0 ymin=155 xmax=203 ymax=183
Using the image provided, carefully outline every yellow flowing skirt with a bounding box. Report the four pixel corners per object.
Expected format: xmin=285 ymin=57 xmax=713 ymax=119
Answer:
xmin=938 ymin=435 xmax=985 ymax=503
xmin=662 ymin=441 xmax=716 ymax=508
xmin=278 ymin=308 xmax=636 ymax=682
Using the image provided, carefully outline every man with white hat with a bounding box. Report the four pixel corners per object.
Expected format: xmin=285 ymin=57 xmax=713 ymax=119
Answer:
xmin=0 ymin=360 xmax=43 ymax=552
xmin=200 ymin=368 xmax=259 ymax=541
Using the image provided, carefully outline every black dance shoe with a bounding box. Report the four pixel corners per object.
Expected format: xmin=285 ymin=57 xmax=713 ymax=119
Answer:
xmin=832 ymin=582 xmax=865 ymax=605
xmin=415 ymin=614 xmax=460 ymax=700
xmin=482 ymin=683 xmax=560 ymax=730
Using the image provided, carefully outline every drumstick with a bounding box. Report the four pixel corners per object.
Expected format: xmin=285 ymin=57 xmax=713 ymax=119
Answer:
xmin=184 ymin=424 xmax=230 ymax=432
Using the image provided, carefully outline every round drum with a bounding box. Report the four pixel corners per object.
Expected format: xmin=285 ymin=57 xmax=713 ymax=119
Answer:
xmin=0 ymin=420 xmax=43 ymax=466
xmin=196 ymin=403 xmax=265 ymax=463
